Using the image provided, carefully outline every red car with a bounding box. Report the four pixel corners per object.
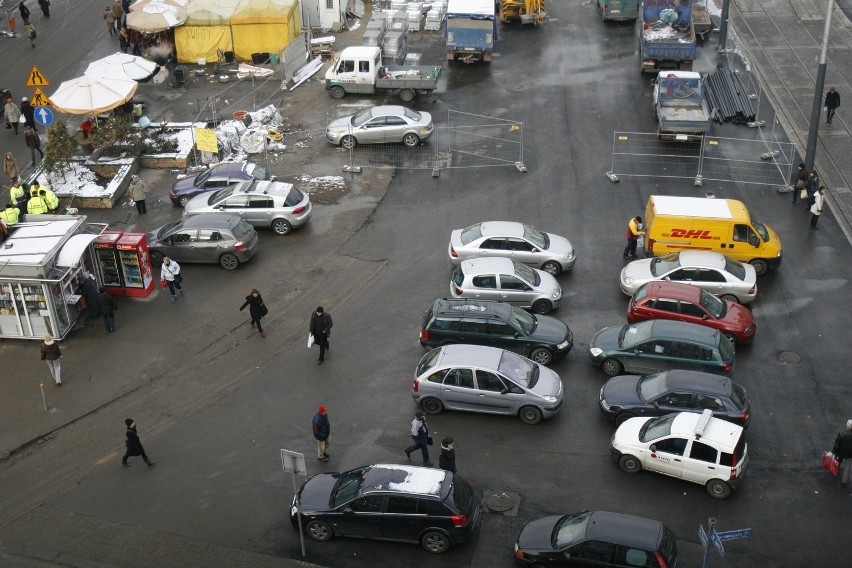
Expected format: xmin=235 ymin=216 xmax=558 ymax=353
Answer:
xmin=627 ymin=281 xmax=756 ymax=345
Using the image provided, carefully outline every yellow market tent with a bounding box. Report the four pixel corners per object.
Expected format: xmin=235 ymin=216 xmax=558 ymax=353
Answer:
xmin=174 ymin=0 xmax=244 ymax=64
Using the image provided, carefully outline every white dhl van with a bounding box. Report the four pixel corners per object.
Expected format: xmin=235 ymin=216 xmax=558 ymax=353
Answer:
xmin=643 ymin=196 xmax=782 ymax=275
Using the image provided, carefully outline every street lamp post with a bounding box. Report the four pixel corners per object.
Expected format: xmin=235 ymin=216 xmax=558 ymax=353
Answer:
xmin=804 ymin=0 xmax=835 ymax=171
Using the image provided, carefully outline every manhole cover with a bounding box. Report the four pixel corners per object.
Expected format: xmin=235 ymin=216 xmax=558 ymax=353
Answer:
xmin=778 ymin=351 xmax=801 ymax=364
xmin=485 ymin=492 xmax=514 ymax=512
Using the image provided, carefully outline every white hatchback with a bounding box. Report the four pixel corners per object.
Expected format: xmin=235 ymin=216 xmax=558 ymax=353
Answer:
xmin=610 ymin=409 xmax=748 ymax=499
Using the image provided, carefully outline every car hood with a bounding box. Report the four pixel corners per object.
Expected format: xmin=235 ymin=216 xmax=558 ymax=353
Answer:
xmin=536 ymin=270 xmax=561 ymax=294
xmin=530 ymin=315 xmax=571 ymax=344
xmin=183 ymin=193 xmax=213 ymax=216
xmin=545 ymin=233 xmax=574 ymax=256
xmin=613 ymin=416 xmax=652 ymax=445
xmin=171 ymin=173 xmax=202 ymax=193
xmin=591 ymin=325 xmax=622 ymax=351
xmin=528 ymin=365 xmax=563 ymax=398
xmin=726 ymin=302 xmax=754 ymax=328
xmin=601 ymin=375 xmax=643 ymax=406
xmin=327 ymin=116 xmax=352 ymax=131
xmin=295 ymin=472 xmax=339 ymax=514
xmin=620 ymin=259 xmax=654 ymax=285
xmin=517 ymin=515 xmax=561 ymax=550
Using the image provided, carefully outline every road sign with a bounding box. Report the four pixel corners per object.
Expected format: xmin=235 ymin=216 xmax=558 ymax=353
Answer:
xmin=710 ymin=528 xmax=725 ymax=557
xmin=31 ymin=88 xmax=52 ymax=108
xmin=34 ymin=107 xmax=54 ymax=127
xmin=717 ymin=528 xmax=751 ymax=541
xmin=26 ymin=66 xmax=50 ymax=88
xmin=698 ymin=524 xmax=708 ymax=547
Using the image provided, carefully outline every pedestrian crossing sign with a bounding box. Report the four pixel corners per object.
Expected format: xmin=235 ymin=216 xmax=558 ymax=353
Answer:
xmin=31 ymin=88 xmax=52 ymax=108
xmin=26 ymin=66 xmax=50 ymax=88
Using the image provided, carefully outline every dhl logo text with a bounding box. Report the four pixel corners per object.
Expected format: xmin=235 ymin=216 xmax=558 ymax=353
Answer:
xmin=663 ymin=229 xmax=718 ymax=240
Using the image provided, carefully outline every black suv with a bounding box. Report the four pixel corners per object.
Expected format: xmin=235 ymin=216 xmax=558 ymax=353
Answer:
xmin=419 ymin=298 xmax=573 ymax=366
xmin=290 ymin=464 xmax=480 ymax=553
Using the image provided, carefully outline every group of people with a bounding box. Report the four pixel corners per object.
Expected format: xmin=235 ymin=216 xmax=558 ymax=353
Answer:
xmin=104 ymin=1 xmax=145 ymax=56
xmin=5 ymin=96 xmax=44 ymax=162
xmin=793 ymin=163 xmax=827 ymax=229
xmin=1 ymin=165 xmax=58 ymax=234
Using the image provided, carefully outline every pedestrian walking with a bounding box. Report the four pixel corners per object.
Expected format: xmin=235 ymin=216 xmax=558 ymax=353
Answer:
xmin=805 ymin=169 xmax=820 ymax=210
xmin=825 ymin=87 xmax=840 ymax=124
xmin=118 ymin=27 xmax=129 ymax=53
xmin=810 ymin=186 xmax=826 ymax=229
xmin=97 ymin=287 xmax=118 ymax=332
xmin=20 ymin=98 xmax=36 ymax=130
xmin=792 ymin=162 xmax=807 ymax=203
xmin=111 ymin=0 xmax=123 ymax=30
xmin=308 ymin=306 xmax=333 ymax=364
xmin=103 ymin=6 xmax=116 ymax=36
xmin=40 ymin=334 xmax=61 ymax=385
xmin=405 ymin=411 xmax=433 ymax=466
xmin=5 ymin=99 xmax=21 ymax=135
xmin=128 ymin=174 xmax=147 ymax=214
xmin=312 ymin=406 xmax=331 ymax=462
xmin=24 ymin=127 xmax=43 ymax=164
xmin=439 ymin=437 xmax=457 ymax=473
xmin=19 ymin=1 xmax=31 ymax=25
xmin=122 ymin=419 xmax=154 ymax=466
xmin=24 ymin=21 xmax=36 ymax=47
xmin=160 ymin=257 xmax=183 ymax=302
xmin=239 ymin=289 xmax=268 ymax=337
xmin=4 ymin=152 xmax=19 ymax=182
xmin=623 ymin=216 xmax=644 ymax=259
xmin=37 ymin=0 xmax=49 ymax=18
xmin=831 ymin=420 xmax=852 ymax=487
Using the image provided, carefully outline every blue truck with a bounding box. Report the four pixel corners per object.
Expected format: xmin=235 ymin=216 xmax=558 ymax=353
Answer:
xmin=446 ymin=0 xmax=497 ymax=63
xmin=639 ymin=0 xmax=697 ymax=73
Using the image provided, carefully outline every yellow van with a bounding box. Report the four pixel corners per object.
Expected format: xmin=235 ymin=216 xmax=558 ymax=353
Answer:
xmin=643 ymin=196 xmax=782 ymax=275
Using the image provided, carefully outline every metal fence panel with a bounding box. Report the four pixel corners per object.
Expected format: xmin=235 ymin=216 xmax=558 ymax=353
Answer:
xmin=610 ymin=132 xmax=701 ymax=180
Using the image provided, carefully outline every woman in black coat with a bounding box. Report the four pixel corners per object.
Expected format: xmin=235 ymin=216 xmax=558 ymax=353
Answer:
xmin=439 ymin=438 xmax=457 ymax=473
xmin=239 ymin=289 xmax=267 ymax=337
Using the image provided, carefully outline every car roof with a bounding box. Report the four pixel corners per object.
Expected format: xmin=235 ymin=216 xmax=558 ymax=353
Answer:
xmin=663 ymin=370 xmax=731 ymax=396
xmin=479 ymin=221 xmax=524 ymax=238
xmin=674 ymin=250 xmax=727 ymax=269
xmin=460 ymin=257 xmax=517 ymax=274
xmin=585 ymin=511 xmax=663 ymax=549
xmin=360 ymin=464 xmax=449 ymax=499
xmin=645 ymin=320 xmax=720 ymax=345
xmin=210 ymin=162 xmax=250 ymax=175
xmin=229 ymin=180 xmax=293 ymax=196
xmin=436 ymin=344 xmax=505 ymax=368
xmin=368 ymin=105 xmax=409 ymax=118
xmin=178 ymin=213 xmax=240 ymax=229
xmin=432 ymin=298 xmax=513 ymax=320
xmin=642 ymin=281 xmax=702 ymax=302
xmin=669 ymin=412 xmax=743 ymax=449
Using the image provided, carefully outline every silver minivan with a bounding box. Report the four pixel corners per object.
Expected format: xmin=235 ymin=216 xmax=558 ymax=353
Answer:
xmin=450 ymin=258 xmax=562 ymax=314
xmin=411 ymin=344 xmax=564 ymax=424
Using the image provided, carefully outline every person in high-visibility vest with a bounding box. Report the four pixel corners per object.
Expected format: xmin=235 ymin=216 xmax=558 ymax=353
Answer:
xmin=38 ymin=186 xmax=59 ymax=214
xmin=27 ymin=189 xmax=48 ymax=215
xmin=0 ymin=205 xmax=20 ymax=226
xmin=9 ymin=181 xmax=27 ymax=217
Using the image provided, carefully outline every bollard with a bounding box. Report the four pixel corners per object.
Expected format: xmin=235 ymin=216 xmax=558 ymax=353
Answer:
xmin=40 ymin=382 xmax=48 ymax=411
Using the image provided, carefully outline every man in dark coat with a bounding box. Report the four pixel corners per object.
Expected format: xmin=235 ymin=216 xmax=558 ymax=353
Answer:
xmin=97 ymin=287 xmax=117 ymax=332
xmin=312 ymin=406 xmax=331 ymax=462
xmin=405 ymin=411 xmax=433 ymax=466
xmin=309 ymin=306 xmax=333 ymax=364
xmin=439 ymin=437 xmax=457 ymax=473
xmin=239 ymin=289 xmax=267 ymax=337
xmin=37 ymin=0 xmax=49 ymax=18
xmin=78 ymin=274 xmax=101 ymax=318
xmin=825 ymin=87 xmax=840 ymax=124
xmin=832 ymin=420 xmax=852 ymax=487
xmin=18 ymin=1 xmax=31 ymax=25
xmin=122 ymin=419 xmax=153 ymax=466
xmin=20 ymin=97 xmax=36 ymax=130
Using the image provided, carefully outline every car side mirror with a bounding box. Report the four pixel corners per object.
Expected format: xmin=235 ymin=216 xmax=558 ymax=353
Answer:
xmin=652 ymin=401 xmax=659 ymax=408
xmin=501 ymin=388 xmax=509 ymax=395
xmin=164 ymin=237 xmax=172 ymax=245
xmin=663 ymin=276 xmax=671 ymax=281
xmin=514 ymin=333 xmax=521 ymax=338
xmin=343 ymin=508 xmax=354 ymax=515
xmin=650 ymin=444 xmax=657 ymax=452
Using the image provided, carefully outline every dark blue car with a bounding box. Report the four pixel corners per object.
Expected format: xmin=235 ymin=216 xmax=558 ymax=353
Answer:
xmin=169 ymin=161 xmax=272 ymax=206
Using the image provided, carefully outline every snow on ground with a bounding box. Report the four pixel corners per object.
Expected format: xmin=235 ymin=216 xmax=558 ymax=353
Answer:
xmin=45 ymin=163 xmax=108 ymax=198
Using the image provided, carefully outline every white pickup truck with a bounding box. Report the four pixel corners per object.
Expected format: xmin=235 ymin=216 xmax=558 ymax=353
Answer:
xmin=324 ymin=46 xmax=441 ymax=102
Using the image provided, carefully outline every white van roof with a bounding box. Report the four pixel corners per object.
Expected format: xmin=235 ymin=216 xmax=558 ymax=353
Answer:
xmin=339 ymin=46 xmax=381 ymax=59
xmin=670 ymin=411 xmax=743 ymax=451
xmin=652 ymin=196 xmax=733 ymax=219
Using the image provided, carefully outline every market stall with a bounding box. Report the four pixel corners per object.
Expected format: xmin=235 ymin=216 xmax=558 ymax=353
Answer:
xmin=0 ymin=216 xmax=106 ymax=340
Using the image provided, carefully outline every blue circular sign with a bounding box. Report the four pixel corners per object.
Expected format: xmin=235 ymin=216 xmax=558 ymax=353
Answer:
xmin=34 ymin=107 xmax=54 ymax=126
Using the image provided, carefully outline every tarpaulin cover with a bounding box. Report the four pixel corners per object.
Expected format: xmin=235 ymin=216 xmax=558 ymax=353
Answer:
xmin=175 ymin=25 xmax=234 ymax=63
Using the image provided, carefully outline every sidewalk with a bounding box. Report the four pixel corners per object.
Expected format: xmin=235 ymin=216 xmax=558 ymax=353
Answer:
xmin=730 ymin=0 xmax=852 ymax=242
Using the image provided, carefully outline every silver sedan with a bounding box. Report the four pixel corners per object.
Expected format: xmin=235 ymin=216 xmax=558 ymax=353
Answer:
xmin=326 ymin=105 xmax=433 ymax=149
xmin=448 ymin=221 xmax=576 ymax=275
xmin=620 ymin=250 xmax=757 ymax=304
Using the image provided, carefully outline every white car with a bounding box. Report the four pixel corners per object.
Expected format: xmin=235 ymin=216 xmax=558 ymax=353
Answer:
xmin=450 ymin=258 xmax=562 ymax=314
xmin=620 ymin=250 xmax=757 ymax=304
xmin=610 ymin=409 xmax=749 ymax=499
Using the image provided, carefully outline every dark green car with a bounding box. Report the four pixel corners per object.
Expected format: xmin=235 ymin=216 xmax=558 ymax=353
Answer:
xmin=419 ymin=298 xmax=573 ymax=366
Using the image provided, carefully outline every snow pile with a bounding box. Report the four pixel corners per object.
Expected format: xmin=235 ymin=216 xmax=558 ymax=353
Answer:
xmin=44 ymin=163 xmax=108 ymax=198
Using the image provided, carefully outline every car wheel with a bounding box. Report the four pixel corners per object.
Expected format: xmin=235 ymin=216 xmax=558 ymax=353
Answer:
xmin=529 ymin=347 xmax=553 ymax=366
xmin=149 ymin=251 xmax=164 ymax=266
xmin=706 ymin=479 xmax=732 ymax=499
xmin=421 ymin=397 xmax=444 ymax=415
xmin=178 ymin=195 xmax=192 ymax=207
xmin=618 ymin=454 xmax=642 ymax=474
xmin=402 ymin=133 xmax=421 ymax=147
xmin=541 ymin=261 xmax=561 ymax=276
xmin=272 ymin=219 xmax=292 ymax=236
xmin=749 ymin=259 xmax=768 ymax=276
xmin=399 ymin=88 xmax=415 ymax=102
xmin=601 ymin=358 xmax=623 ymax=377
xmin=615 ymin=412 xmax=636 ymax=426
xmin=219 ymin=253 xmax=239 ymax=270
xmin=340 ymin=135 xmax=356 ymax=150
xmin=421 ymin=531 xmax=450 ymax=553
xmin=305 ymin=519 xmax=333 ymax=542
xmin=519 ymin=406 xmax=543 ymax=425
xmin=723 ymin=332 xmax=737 ymax=346
xmin=720 ymin=294 xmax=739 ymax=304
xmin=329 ymin=86 xmax=345 ymax=99
xmin=532 ymin=299 xmax=552 ymax=314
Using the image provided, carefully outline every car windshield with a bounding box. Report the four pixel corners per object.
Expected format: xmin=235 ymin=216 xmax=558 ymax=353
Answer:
xmin=352 ymin=109 xmax=375 ymax=127
xmin=523 ymin=225 xmax=549 ymax=249
xmin=650 ymin=253 xmax=682 ymax=277
xmin=403 ymin=108 xmax=422 ymax=121
xmin=249 ymin=164 xmax=269 ymax=180
xmin=498 ymin=350 xmax=538 ymax=388
xmin=619 ymin=323 xmax=652 ymax=349
xmin=637 ymin=372 xmax=668 ymax=402
xmin=553 ymin=511 xmax=592 ymax=548
xmin=510 ymin=306 xmax=535 ymax=334
xmin=417 ymin=348 xmax=442 ymax=376
xmin=208 ymin=187 xmax=233 ymax=205
xmin=729 ymin=380 xmax=747 ymax=410
xmin=331 ymin=466 xmax=369 ymax=507
xmin=452 ymin=267 xmax=465 ymax=287
xmin=633 ymin=284 xmax=649 ymax=302
xmin=638 ymin=413 xmax=677 ymax=442
xmin=460 ymin=224 xmax=483 ymax=245
xmin=157 ymin=219 xmax=182 ymax=238
xmin=512 ymin=261 xmax=540 ymax=286
xmin=699 ymin=289 xmax=726 ymax=318
xmin=723 ymin=257 xmax=747 ymax=281
xmin=749 ymin=213 xmax=770 ymax=241
xmin=194 ymin=170 xmax=212 ymax=186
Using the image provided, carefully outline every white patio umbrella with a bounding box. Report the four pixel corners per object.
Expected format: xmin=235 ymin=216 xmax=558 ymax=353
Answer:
xmin=126 ymin=1 xmax=187 ymax=33
xmin=129 ymin=0 xmax=191 ymax=11
xmin=85 ymin=52 xmax=158 ymax=81
xmin=50 ymin=75 xmax=139 ymax=115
